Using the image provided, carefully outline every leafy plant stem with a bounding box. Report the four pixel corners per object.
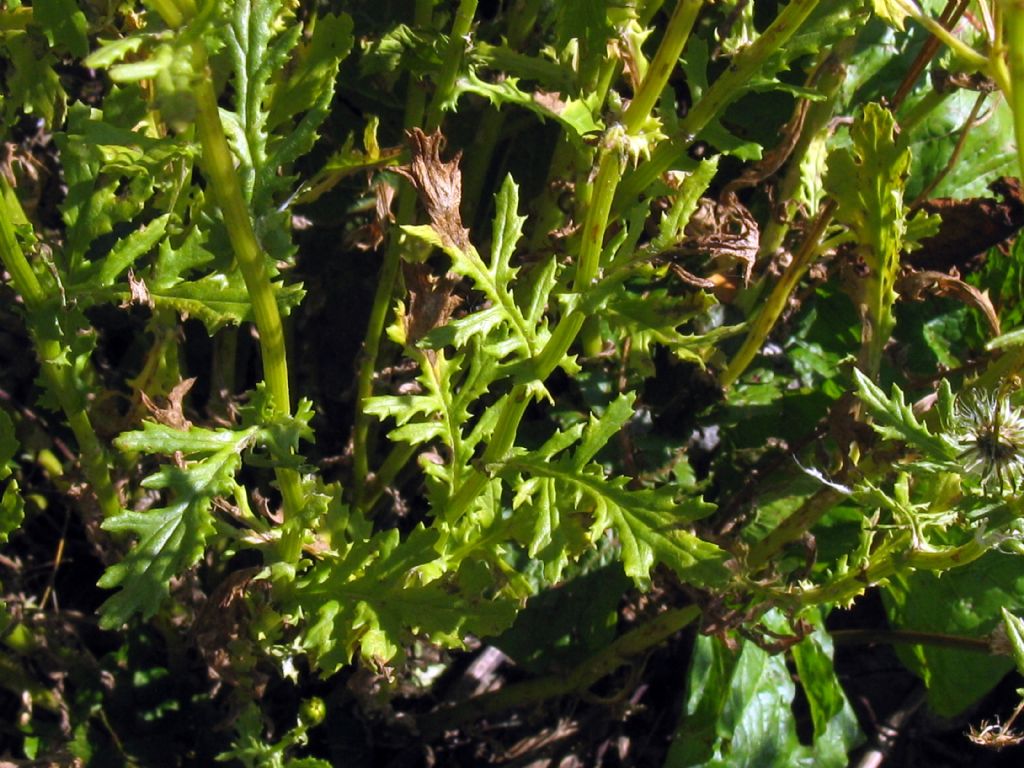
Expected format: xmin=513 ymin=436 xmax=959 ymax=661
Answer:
xmin=419 ymin=604 xmax=700 ymax=737
xmin=720 ymin=200 xmax=835 ymax=389
xmin=621 ymin=0 xmax=701 ymax=135
xmin=352 ymin=0 xmax=433 ymax=506
xmin=425 ymin=0 xmax=479 ymax=131
xmin=448 ymin=0 xmax=704 ymax=519
xmin=0 ymin=182 xmax=120 ymax=518
xmin=189 ymin=43 xmax=304 ymax=558
xmin=757 ymin=47 xmax=849 ymax=258
xmin=795 ymin=536 xmax=987 ymax=607
xmin=614 ymin=0 xmax=824 ymax=210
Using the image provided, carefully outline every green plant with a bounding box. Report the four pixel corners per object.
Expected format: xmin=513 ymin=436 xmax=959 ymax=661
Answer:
xmin=3 ymin=0 xmax=1024 ymax=764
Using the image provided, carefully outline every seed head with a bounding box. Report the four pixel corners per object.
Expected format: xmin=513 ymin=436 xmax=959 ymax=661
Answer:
xmin=955 ymin=390 xmax=1024 ymax=492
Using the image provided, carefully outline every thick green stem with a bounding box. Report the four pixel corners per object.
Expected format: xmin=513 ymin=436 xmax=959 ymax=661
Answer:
xmin=744 ymin=486 xmax=842 ymax=570
xmin=189 ymin=45 xmax=304 ymax=559
xmin=0 ymin=182 xmax=120 ymax=518
xmin=720 ymin=200 xmax=835 ymax=389
xmin=622 ymin=0 xmax=702 ymax=135
xmin=615 ymin=0 xmax=823 ymax=210
xmin=419 ymin=604 xmax=700 ymax=737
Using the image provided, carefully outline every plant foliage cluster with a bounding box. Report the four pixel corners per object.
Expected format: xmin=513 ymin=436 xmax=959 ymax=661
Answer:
xmin=4 ymin=0 xmax=1024 ymax=764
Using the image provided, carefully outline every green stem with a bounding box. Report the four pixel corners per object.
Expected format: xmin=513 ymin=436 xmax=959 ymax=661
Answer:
xmin=622 ymin=0 xmax=702 ymax=135
xmin=1002 ymin=2 xmax=1024 ymax=182
xmin=744 ymin=486 xmax=842 ymax=570
xmin=830 ymin=628 xmax=993 ymax=653
xmin=189 ymin=44 xmax=304 ymax=559
xmin=419 ymin=604 xmax=700 ymax=737
xmin=793 ymin=536 xmax=986 ymax=607
xmin=898 ymin=0 xmax=988 ymax=69
xmin=615 ymin=0 xmax=823 ymax=210
xmin=720 ymin=200 xmax=835 ymax=389
xmin=425 ymin=0 xmax=479 ymax=130
xmin=0 ymin=181 xmax=120 ymax=518
xmin=758 ymin=45 xmax=851 ymax=259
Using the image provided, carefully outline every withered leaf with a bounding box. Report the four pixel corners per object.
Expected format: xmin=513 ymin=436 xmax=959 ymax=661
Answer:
xmin=402 ymin=261 xmax=463 ymax=345
xmin=395 ymin=128 xmax=470 ymax=251
xmin=897 ymin=267 xmax=1000 ymax=336
xmin=140 ymin=377 xmax=196 ymax=431
xmin=911 ymin=177 xmax=1024 ymax=271
xmin=676 ymin=194 xmax=759 ymax=285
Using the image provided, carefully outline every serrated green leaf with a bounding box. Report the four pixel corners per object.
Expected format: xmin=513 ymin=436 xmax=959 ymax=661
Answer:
xmin=3 ymin=30 xmax=65 ymax=125
xmin=266 ymin=13 xmax=353 ymax=132
xmin=100 ymin=423 xmax=260 ymax=627
xmin=572 ymin=393 xmax=635 ymax=469
xmin=115 ymin=421 xmax=260 ymax=455
xmin=84 ymin=36 xmax=148 ymax=69
xmin=852 ymin=368 xmax=959 ymax=460
xmin=96 ymin=214 xmax=171 ymax=286
xmin=295 ymin=527 xmax=517 ymax=672
xmin=455 ymin=70 xmax=602 ymax=137
xmin=499 ymin=455 xmax=728 ymax=587
xmin=825 ymin=103 xmax=910 ymax=376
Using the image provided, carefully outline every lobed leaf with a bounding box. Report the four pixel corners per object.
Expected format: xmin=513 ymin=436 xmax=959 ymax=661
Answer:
xmin=852 ymin=368 xmax=959 ymax=460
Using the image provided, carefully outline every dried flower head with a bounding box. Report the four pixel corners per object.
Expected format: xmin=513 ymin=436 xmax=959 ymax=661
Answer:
xmin=967 ymin=718 xmax=1024 ymax=750
xmin=955 ymin=390 xmax=1024 ymax=492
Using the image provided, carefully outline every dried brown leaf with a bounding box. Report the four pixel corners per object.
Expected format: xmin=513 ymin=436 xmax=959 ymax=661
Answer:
xmin=140 ymin=377 xmax=196 ymax=431
xmin=897 ymin=267 xmax=1000 ymax=335
xmin=395 ymin=128 xmax=470 ymax=251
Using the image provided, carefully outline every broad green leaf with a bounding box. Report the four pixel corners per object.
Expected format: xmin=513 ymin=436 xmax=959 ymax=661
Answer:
xmin=883 ymin=553 xmax=1024 ymax=716
xmin=872 ymin=0 xmax=910 ymax=30
xmin=667 ymin=611 xmax=859 ymax=767
xmin=790 ymin=613 xmax=863 ymax=763
xmin=493 ymin=564 xmax=629 ymax=674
